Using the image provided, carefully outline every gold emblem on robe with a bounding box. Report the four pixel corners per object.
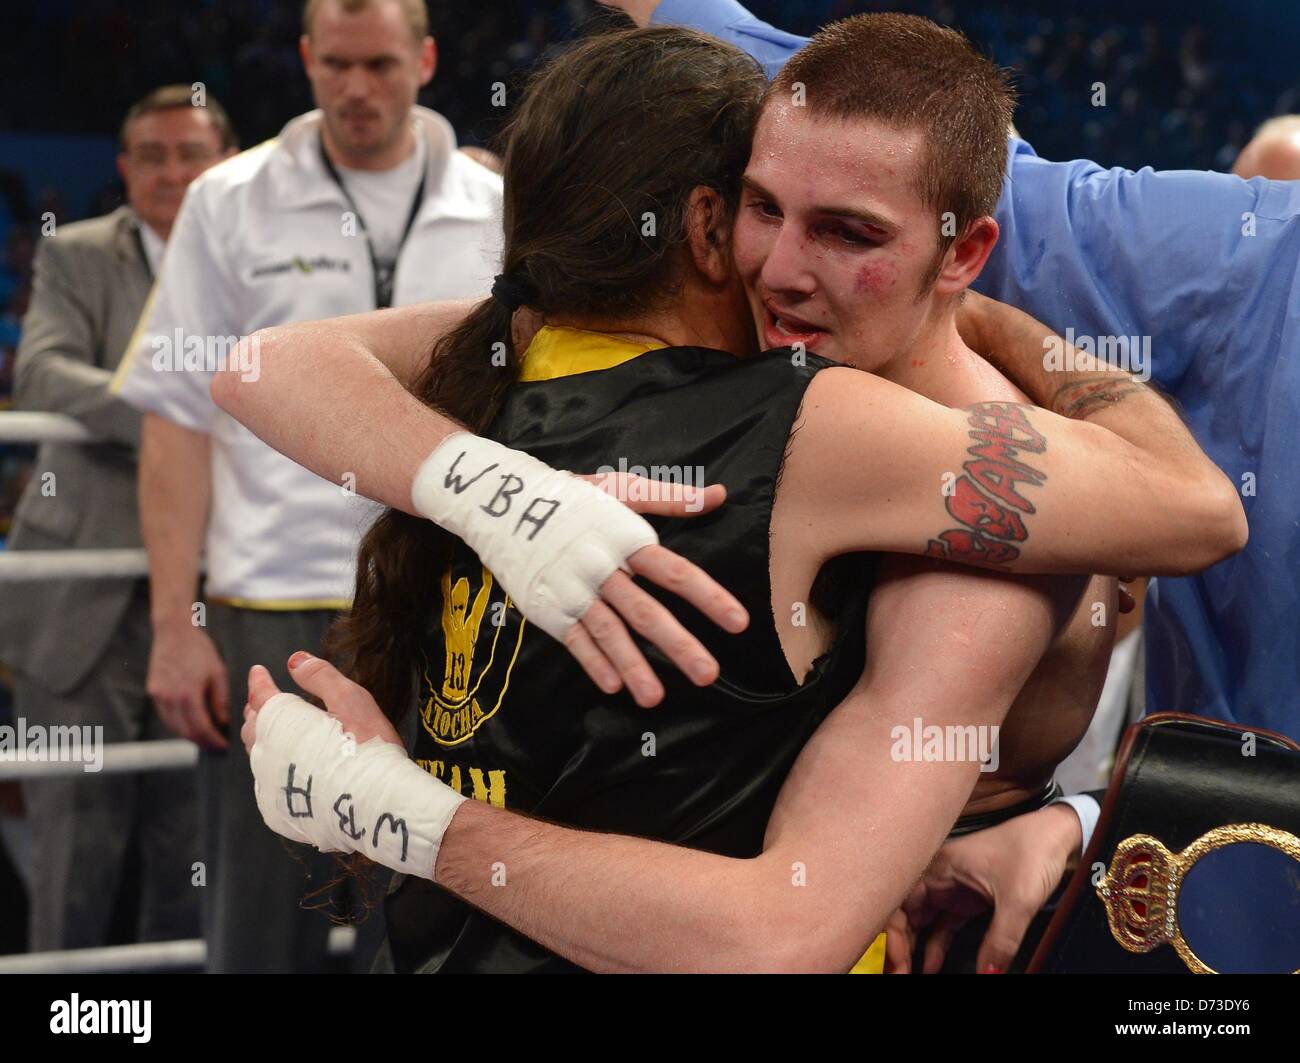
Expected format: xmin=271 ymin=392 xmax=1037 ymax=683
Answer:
xmin=420 ymin=565 xmax=526 ymax=747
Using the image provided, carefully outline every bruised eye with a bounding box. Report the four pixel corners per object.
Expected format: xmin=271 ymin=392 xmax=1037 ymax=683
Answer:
xmin=816 ymin=223 xmax=879 ymax=247
xmin=834 ymin=226 xmax=874 ymax=246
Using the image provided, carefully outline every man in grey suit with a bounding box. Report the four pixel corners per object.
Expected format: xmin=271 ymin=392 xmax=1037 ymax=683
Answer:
xmin=0 ymin=86 xmax=236 ymax=951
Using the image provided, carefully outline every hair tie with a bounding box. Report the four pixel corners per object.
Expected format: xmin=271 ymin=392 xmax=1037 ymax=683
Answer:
xmin=491 ymin=272 xmax=532 ymax=311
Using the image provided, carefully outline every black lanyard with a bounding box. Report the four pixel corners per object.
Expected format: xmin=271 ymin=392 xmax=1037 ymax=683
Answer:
xmin=132 ymin=223 xmax=154 ymax=283
xmin=319 ymin=133 xmax=427 ymax=309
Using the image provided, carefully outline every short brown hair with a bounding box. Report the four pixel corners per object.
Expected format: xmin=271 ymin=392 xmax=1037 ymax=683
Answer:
xmin=770 ymin=13 xmax=1014 ymax=254
xmin=120 ymin=84 xmax=237 ymax=152
xmin=302 ymin=0 xmax=428 ymax=42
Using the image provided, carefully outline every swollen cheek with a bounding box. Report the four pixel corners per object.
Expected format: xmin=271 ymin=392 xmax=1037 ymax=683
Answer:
xmin=854 ymin=259 xmax=900 ymax=294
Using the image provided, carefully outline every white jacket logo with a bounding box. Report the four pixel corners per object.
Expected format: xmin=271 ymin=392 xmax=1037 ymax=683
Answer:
xmin=50 ymin=995 xmax=151 ymax=1043
xmin=250 ymin=254 xmax=351 ymax=278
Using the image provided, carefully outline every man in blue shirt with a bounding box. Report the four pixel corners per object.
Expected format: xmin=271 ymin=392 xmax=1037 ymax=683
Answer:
xmin=620 ymin=0 xmax=1300 ymax=738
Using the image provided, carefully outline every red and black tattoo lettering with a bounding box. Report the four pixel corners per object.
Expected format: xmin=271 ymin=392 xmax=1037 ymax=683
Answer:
xmin=925 ymin=402 xmax=1048 ymax=566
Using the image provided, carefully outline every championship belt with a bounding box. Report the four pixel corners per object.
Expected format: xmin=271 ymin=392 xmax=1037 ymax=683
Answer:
xmin=1029 ymin=713 xmax=1300 ymax=974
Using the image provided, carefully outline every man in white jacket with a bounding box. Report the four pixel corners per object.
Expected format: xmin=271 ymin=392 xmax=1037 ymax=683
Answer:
xmin=111 ymin=0 xmax=502 ymax=972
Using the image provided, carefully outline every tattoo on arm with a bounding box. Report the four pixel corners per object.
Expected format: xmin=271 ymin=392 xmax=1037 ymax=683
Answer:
xmin=924 ymin=402 xmax=1048 ymax=566
xmin=1051 ymin=378 xmax=1145 ymax=420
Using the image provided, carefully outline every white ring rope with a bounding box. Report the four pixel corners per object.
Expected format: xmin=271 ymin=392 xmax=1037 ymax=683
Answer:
xmin=0 ymin=927 xmax=356 ymax=972
xmin=0 ymin=549 xmax=151 ymax=581
xmin=0 ymin=411 xmax=350 ymax=972
xmin=0 ymin=411 xmax=95 ymax=443
xmin=0 ymin=739 xmax=198 ymax=781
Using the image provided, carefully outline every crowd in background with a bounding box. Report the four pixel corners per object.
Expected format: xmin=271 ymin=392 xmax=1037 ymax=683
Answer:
xmin=0 ymin=1 xmax=1293 ymax=432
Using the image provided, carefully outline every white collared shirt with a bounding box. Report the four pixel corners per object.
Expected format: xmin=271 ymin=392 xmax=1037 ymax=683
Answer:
xmin=112 ymin=107 xmax=503 ymax=607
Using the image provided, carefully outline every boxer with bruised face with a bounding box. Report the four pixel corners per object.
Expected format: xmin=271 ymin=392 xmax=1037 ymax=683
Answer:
xmin=736 ymin=15 xmax=1112 ymax=822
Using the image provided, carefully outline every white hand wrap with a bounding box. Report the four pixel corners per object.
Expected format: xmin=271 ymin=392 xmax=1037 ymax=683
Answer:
xmin=410 ymin=433 xmax=658 ymax=640
xmin=250 ymin=693 xmax=466 ymax=879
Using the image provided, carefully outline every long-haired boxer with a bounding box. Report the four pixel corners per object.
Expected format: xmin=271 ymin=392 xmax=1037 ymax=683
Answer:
xmin=231 ymin=26 xmax=1243 ymax=972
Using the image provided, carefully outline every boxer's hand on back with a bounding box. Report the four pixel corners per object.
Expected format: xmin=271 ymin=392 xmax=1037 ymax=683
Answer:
xmin=241 ymin=655 xmax=402 ymax=755
xmin=242 ymin=659 xmax=464 ymax=877
xmin=410 ymin=435 xmax=749 ymax=707
xmin=568 ymin=473 xmax=748 ymax=706
xmin=883 ymin=802 xmax=1081 ymax=974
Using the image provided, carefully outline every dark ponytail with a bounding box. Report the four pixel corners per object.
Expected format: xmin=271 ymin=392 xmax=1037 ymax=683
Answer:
xmin=323 ymin=26 xmax=765 ymax=721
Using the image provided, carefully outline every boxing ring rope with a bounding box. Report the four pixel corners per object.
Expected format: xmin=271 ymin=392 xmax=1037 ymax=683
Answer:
xmin=0 ymin=548 xmax=151 ymax=581
xmin=0 ymin=739 xmax=197 ymax=781
xmin=0 ymin=411 xmax=95 ymax=443
xmin=0 ymin=411 xmax=347 ymax=972
xmin=0 ymin=928 xmax=357 ymax=974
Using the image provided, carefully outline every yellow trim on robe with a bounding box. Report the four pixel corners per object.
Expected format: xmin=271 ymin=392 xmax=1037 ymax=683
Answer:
xmin=849 ymin=933 xmax=887 ymax=974
xmin=517 ymin=325 xmax=664 ymax=382
xmin=207 ymin=596 xmax=352 ymax=611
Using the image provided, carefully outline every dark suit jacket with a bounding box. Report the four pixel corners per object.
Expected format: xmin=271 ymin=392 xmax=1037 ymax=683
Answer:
xmin=0 ymin=206 xmax=152 ymax=693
